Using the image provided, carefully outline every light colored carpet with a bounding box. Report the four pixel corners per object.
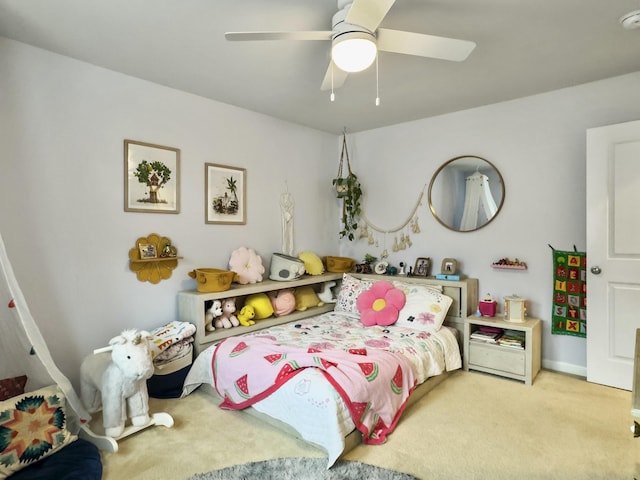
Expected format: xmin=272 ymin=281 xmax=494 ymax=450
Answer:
xmin=100 ymin=369 xmax=638 ymax=480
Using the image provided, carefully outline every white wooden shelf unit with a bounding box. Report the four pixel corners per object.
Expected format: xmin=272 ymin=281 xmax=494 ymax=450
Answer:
xmin=178 ymin=272 xmax=343 ymax=354
xmin=464 ymin=315 xmax=541 ymax=385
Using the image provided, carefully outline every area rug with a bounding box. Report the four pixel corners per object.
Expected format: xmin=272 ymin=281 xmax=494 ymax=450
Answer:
xmin=187 ymin=457 xmax=419 ymax=480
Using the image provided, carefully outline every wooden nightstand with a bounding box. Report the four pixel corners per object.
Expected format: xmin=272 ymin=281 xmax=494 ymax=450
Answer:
xmin=464 ymin=315 xmax=541 ymax=385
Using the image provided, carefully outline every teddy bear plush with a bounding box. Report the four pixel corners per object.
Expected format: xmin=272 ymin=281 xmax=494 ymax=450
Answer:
xmin=215 ymin=298 xmax=240 ymax=329
xmin=244 ymin=293 xmax=275 ymax=320
xmin=80 ymin=329 xmax=154 ymax=438
xmin=237 ymin=305 xmax=256 ymax=326
xmin=205 ymin=299 xmax=223 ymax=331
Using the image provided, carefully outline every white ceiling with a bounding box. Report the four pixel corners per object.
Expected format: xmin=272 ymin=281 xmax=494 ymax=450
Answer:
xmin=1 ymin=0 xmax=640 ymax=134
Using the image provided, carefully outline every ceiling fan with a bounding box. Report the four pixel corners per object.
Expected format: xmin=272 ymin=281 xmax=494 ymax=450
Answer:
xmin=225 ymin=0 xmax=476 ymax=91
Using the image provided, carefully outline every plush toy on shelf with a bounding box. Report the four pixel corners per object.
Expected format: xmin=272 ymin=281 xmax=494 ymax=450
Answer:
xmin=215 ymin=298 xmax=240 ymax=329
xmin=80 ymin=329 xmax=154 ymax=438
xmin=237 ymin=305 xmax=256 ymax=326
xmin=244 ymin=293 xmax=275 ymax=320
xmin=205 ymin=299 xmax=223 ymax=331
xmin=268 ymin=288 xmax=296 ymax=316
xmin=317 ymin=281 xmax=337 ymax=304
xmin=294 ymin=286 xmax=324 ymax=311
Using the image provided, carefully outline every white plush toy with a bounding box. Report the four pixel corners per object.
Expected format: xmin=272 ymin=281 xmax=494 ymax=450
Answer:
xmin=205 ymin=299 xmax=223 ymax=332
xmin=318 ymin=281 xmax=337 ymax=304
xmin=80 ymin=329 xmax=154 ymax=438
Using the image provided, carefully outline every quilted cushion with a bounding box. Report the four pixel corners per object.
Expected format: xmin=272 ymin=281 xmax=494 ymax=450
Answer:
xmin=392 ymin=281 xmax=453 ymax=331
xmin=0 ymin=385 xmax=77 ymax=479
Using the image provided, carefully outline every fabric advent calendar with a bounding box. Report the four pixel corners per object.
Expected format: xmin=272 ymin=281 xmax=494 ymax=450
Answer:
xmin=551 ymin=249 xmax=587 ymax=337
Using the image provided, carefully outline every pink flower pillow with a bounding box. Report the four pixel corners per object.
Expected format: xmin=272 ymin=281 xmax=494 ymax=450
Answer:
xmin=356 ymin=281 xmax=406 ymax=327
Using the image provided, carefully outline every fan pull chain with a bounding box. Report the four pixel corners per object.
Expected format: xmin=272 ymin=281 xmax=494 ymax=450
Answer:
xmin=330 ymin=62 xmax=335 ymax=102
xmin=375 ymin=54 xmax=380 ymax=106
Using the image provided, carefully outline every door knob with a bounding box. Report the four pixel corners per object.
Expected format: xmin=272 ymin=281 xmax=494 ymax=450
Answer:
xmin=590 ymin=266 xmax=602 ymax=275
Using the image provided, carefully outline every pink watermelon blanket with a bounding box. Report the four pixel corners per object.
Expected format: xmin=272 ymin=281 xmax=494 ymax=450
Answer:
xmin=213 ymin=335 xmax=417 ymax=444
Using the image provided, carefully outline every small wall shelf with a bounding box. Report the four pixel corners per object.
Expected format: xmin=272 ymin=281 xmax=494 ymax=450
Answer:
xmin=128 ymin=233 xmax=182 ymax=284
xmin=492 ymin=264 xmax=527 ymax=270
xmin=491 ymin=258 xmax=527 ymax=270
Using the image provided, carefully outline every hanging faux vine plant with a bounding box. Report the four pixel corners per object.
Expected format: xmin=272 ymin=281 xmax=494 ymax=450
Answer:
xmin=332 ymin=133 xmax=362 ymax=241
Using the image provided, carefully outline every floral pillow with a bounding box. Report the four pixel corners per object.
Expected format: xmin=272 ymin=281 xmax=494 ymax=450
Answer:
xmin=392 ymin=281 xmax=453 ymax=331
xmin=334 ymin=273 xmax=373 ymax=315
xmin=0 ymin=385 xmax=77 ymax=479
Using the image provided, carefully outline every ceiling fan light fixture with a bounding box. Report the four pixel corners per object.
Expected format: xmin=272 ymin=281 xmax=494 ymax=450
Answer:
xmin=620 ymin=9 xmax=640 ymax=29
xmin=332 ymin=31 xmax=377 ymax=73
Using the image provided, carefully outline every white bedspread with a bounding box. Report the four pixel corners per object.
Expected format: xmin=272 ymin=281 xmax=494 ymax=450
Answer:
xmin=182 ymin=311 xmax=461 ymax=466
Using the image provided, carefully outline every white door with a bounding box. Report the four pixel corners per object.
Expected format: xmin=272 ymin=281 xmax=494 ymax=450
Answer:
xmin=586 ymin=119 xmax=640 ymax=390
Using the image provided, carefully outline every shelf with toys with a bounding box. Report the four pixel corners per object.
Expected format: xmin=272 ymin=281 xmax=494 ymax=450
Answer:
xmin=177 ymin=272 xmax=343 ymax=354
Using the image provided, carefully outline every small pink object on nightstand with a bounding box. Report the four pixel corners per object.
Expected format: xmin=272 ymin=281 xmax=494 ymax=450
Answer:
xmin=479 ymin=300 xmax=497 ymax=317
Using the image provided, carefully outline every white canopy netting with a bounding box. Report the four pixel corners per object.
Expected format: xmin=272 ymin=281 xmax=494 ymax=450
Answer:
xmin=0 ymin=232 xmax=90 ymax=434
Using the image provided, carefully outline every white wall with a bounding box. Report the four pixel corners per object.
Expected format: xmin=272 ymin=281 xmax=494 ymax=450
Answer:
xmin=2 ymin=35 xmax=640 ymax=385
xmin=0 ymin=37 xmax=338 ymax=386
xmin=341 ymin=72 xmax=640 ymax=375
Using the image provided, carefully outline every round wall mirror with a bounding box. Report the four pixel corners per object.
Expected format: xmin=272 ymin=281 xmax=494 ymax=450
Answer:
xmin=428 ymin=155 xmax=505 ymax=232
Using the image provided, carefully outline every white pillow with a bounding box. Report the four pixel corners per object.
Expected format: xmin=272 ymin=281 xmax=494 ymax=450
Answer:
xmin=392 ymin=281 xmax=453 ymax=331
xmin=392 ymin=280 xmax=443 ymax=293
xmin=334 ymin=273 xmax=373 ymax=315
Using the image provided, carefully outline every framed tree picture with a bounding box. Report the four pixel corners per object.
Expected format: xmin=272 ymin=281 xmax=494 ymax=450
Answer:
xmin=205 ymin=163 xmax=246 ymax=225
xmin=124 ymin=140 xmax=180 ymax=213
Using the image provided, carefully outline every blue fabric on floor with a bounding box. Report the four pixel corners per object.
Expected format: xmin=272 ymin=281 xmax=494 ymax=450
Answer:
xmin=8 ymin=438 xmax=102 ymax=480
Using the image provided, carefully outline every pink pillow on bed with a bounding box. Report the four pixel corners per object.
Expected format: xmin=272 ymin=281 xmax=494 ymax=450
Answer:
xmin=356 ymin=281 xmax=406 ymax=327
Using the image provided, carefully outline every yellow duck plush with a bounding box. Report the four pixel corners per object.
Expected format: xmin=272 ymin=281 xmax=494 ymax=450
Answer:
xmin=294 ymin=286 xmax=324 ymax=311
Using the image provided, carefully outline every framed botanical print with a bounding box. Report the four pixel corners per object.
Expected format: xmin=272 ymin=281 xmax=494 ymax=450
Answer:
xmin=124 ymin=140 xmax=180 ymax=213
xmin=205 ymin=163 xmax=246 ymax=225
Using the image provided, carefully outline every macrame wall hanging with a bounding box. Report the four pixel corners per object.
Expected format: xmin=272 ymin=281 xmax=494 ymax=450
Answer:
xmin=332 ymin=129 xmax=427 ymax=254
xmin=357 ymin=185 xmax=427 ymax=259
xmin=280 ymin=183 xmax=294 ymax=256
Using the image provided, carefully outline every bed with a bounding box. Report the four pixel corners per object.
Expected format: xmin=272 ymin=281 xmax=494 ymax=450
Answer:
xmin=182 ymin=275 xmax=466 ymax=466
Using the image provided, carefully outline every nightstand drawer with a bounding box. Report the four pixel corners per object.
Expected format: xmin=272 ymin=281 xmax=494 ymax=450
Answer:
xmin=469 ymin=342 xmax=525 ymax=375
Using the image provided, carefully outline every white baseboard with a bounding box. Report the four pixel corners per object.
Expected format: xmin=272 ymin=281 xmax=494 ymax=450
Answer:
xmin=542 ymin=359 xmax=586 ymax=378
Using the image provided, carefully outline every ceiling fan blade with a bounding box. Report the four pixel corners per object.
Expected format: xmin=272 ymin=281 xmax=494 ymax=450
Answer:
xmin=225 ymin=31 xmax=332 ymax=41
xmin=377 ymin=28 xmax=476 ymax=61
xmin=345 ymin=0 xmax=396 ymax=32
xmin=320 ymin=62 xmax=349 ymax=91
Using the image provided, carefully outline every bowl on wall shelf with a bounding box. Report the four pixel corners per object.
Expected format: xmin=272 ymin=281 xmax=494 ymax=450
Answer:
xmin=324 ymin=256 xmax=355 ymax=273
xmin=188 ymin=268 xmax=237 ymax=293
xmin=491 ymin=258 xmax=527 ymax=270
